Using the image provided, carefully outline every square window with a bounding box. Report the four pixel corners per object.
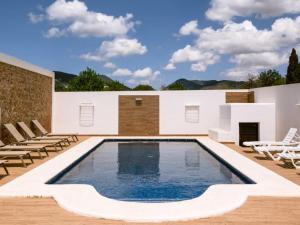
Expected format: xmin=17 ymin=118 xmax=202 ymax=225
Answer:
xmin=185 ymin=105 xmax=199 ymax=123
xmin=79 ymin=103 xmax=94 ymax=127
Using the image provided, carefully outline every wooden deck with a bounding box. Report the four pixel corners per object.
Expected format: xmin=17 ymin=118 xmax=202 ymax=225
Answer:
xmin=0 ymin=136 xmax=89 ymax=186
xmin=225 ymin=143 xmax=300 ymax=185
xmin=1 ymin=197 xmax=300 ymax=225
xmin=0 ymin=138 xmax=300 ymax=225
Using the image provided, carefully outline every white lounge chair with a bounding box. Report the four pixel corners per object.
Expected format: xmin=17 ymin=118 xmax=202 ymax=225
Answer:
xmin=243 ymin=128 xmax=298 ymax=147
xmin=277 ymin=151 xmax=300 ymax=169
xmin=254 ymin=144 xmax=300 ymax=161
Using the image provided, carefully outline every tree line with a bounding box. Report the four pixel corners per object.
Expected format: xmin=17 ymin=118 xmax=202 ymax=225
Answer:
xmin=56 ymin=68 xmax=155 ymax=91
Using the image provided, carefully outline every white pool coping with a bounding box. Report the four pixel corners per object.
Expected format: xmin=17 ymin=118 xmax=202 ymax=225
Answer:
xmin=1 ymin=136 xmax=300 ymax=222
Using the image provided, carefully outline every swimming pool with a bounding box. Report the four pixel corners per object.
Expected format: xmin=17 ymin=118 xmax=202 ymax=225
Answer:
xmin=50 ymin=140 xmax=252 ymax=202
xmin=2 ymin=137 xmax=299 ymax=222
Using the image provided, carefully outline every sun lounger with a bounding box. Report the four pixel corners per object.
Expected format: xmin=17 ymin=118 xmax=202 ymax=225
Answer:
xmin=4 ymin=123 xmax=64 ymax=151
xmin=243 ymin=128 xmax=298 ymax=147
xmin=0 ymin=150 xmax=33 ymax=167
xmin=0 ymin=160 xmax=9 ymax=175
xmin=0 ymin=140 xmax=48 ymax=159
xmin=254 ymin=144 xmax=300 ymax=161
xmin=17 ymin=122 xmax=70 ymax=146
xmin=32 ymin=119 xmax=78 ymax=142
xmin=277 ymin=151 xmax=300 ymax=169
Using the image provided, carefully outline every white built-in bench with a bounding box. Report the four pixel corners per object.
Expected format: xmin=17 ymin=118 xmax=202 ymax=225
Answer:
xmin=209 ymin=128 xmax=234 ymax=143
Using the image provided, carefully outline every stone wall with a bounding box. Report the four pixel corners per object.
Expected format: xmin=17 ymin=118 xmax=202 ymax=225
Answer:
xmin=0 ymin=61 xmax=52 ymax=143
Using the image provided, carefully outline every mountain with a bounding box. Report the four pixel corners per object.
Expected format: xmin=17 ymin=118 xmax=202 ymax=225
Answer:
xmin=166 ymin=78 xmax=246 ymax=90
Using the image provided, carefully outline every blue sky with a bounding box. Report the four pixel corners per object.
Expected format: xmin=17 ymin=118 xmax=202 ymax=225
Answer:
xmin=1 ymin=0 xmax=300 ymax=88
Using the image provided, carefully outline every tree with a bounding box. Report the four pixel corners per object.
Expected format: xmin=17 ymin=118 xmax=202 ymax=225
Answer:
xmin=166 ymin=81 xmax=186 ymax=90
xmin=286 ymin=48 xmax=300 ymax=84
xmin=242 ymin=74 xmax=258 ymax=89
xmin=104 ymin=80 xmax=130 ymax=91
xmin=256 ymin=70 xmax=285 ymax=87
xmin=160 ymin=85 xmax=167 ymax=90
xmin=55 ymin=80 xmax=67 ymax=91
xmin=133 ymin=84 xmax=155 ymax=91
xmin=68 ymin=68 xmax=104 ymax=91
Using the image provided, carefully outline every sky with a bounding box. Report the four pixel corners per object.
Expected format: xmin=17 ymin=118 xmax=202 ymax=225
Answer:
xmin=0 ymin=0 xmax=300 ymax=88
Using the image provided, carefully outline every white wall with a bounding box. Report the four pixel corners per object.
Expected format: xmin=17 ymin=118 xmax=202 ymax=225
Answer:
xmin=219 ymin=105 xmax=231 ymax=131
xmin=52 ymin=90 xmax=249 ymax=135
xmin=230 ymin=103 xmax=276 ymax=144
xmin=253 ymin=83 xmax=300 ymax=140
xmin=53 ymin=92 xmax=119 ymax=134
xmin=210 ymin=103 xmax=275 ymax=144
xmin=159 ymin=90 xmax=232 ymax=134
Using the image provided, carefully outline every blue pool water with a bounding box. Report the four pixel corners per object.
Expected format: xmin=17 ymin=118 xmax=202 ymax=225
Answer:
xmin=51 ymin=141 xmax=251 ymax=202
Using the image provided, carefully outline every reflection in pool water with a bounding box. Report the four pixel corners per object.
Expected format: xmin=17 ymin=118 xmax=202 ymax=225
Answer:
xmin=52 ymin=141 xmax=247 ymax=202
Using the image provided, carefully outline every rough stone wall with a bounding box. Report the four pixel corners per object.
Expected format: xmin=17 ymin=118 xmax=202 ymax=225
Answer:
xmin=0 ymin=62 xmax=52 ymax=143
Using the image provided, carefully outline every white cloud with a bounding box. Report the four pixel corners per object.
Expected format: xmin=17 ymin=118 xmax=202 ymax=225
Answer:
xmin=81 ymin=38 xmax=147 ymax=61
xmin=166 ymin=16 xmax=300 ymax=78
xmin=224 ymin=68 xmax=255 ymax=80
xmin=226 ymin=52 xmax=288 ymax=79
xmin=168 ymin=45 xmax=205 ymax=64
xmin=44 ymin=27 xmax=66 ymax=38
xmin=164 ymin=63 xmax=176 ymax=70
xmin=195 ymin=18 xmax=300 ymax=55
xmin=231 ymin=52 xmax=287 ymax=70
xmin=30 ymin=0 xmax=146 ymax=64
xmin=127 ymin=79 xmax=150 ymax=85
xmin=165 ymin=45 xmax=219 ymax=72
xmin=179 ymin=20 xmax=200 ymax=36
xmin=104 ymin=62 xmax=117 ymax=69
xmin=31 ymin=0 xmax=136 ymax=38
xmin=111 ymin=67 xmax=160 ymax=82
xmin=112 ymin=68 xmax=132 ymax=76
xmin=46 ymin=0 xmax=87 ymax=21
xmin=133 ymin=67 xmax=160 ymax=78
xmin=127 ymin=79 xmax=137 ymax=84
xmin=206 ymin=0 xmax=300 ymax=22
xmin=67 ymin=13 xmax=134 ymax=37
xmin=99 ymin=38 xmax=147 ymax=58
xmin=28 ymin=12 xmax=44 ymax=23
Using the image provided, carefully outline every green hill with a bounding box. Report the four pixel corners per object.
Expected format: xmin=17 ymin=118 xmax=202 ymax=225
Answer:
xmin=166 ymin=78 xmax=246 ymax=90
